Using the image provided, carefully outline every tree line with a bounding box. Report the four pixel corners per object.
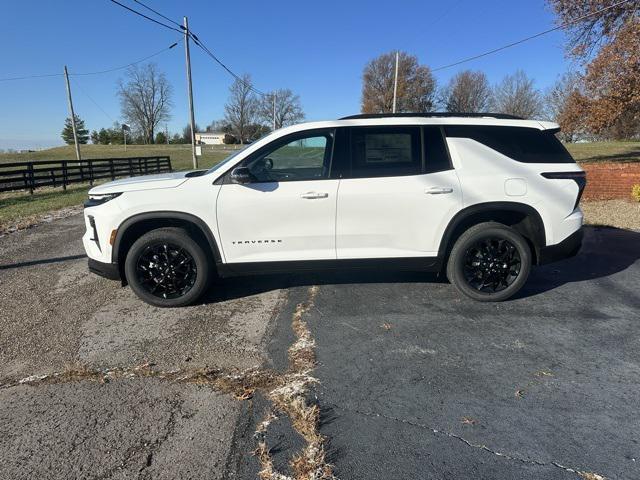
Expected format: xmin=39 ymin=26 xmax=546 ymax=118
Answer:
xmin=362 ymin=53 xmax=548 ymax=120
xmin=361 ymin=0 xmax=639 ymax=141
xmin=62 ymin=66 xmax=304 ymax=146
xmin=63 ymin=0 xmax=638 ymax=146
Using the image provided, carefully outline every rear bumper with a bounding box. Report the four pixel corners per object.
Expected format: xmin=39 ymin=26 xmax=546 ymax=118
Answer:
xmin=538 ymin=228 xmax=583 ymax=265
xmin=88 ymin=258 xmax=121 ymax=281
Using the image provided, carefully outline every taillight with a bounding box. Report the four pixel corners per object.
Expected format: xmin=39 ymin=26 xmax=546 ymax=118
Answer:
xmin=541 ymin=171 xmax=586 ymax=209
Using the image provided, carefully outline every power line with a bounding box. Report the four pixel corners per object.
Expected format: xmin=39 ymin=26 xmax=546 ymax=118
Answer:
xmin=72 ymin=42 xmax=179 ymax=76
xmin=427 ymin=0 xmax=464 ymax=28
xmin=0 ymin=72 xmax=63 ymax=82
xmin=0 ymin=42 xmax=179 ymax=82
xmin=191 ymin=38 xmax=267 ymax=96
xmin=132 ymin=0 xmax=183 ymax=28
xmin=432 ymin=0 xmax=634 ymax=72
xmin=110 ymin=0 xmax=268 ymax=96
xmin=72 ymin=78 xmax=117 ymax=124
xmin=108 ymin=0 xmax=182 ymax=33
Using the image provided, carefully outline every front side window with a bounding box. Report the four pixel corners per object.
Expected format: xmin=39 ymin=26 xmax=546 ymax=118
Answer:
xmin=350 ymin=127 xmax=422 ymax=178
xmin=244 ymin=132 xmax=332 ymax=182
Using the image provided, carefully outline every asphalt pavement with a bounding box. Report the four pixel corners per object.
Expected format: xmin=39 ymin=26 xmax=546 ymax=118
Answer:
xmin=229 ymin=226 xmax=640 ymax=479
xmin=0 ymin=214 xmax=285 ymax=479
xmin=1 ymin=214 xmax=638 ymax=479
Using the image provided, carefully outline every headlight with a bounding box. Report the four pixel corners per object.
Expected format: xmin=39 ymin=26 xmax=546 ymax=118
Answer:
xmin=84 ymin=192 xmax=122 ymax=208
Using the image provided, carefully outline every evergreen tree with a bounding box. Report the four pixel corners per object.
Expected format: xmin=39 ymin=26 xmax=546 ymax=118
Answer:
xmin=97 ymin=128 xmax=110 ymax=145
xmin=61 ymin=115 xmax=89 ymax=144
xmin=155 ymin=131 xmax=168 ymax=144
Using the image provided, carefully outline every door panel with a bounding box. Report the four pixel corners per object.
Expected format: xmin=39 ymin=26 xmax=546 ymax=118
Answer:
xmin=217 ymin=180 xmax=339 ymax=262
xmin=215 ymin=129 xmax=338 ymax=263
xmin=336 ymin=170 xmax=462 ymax=258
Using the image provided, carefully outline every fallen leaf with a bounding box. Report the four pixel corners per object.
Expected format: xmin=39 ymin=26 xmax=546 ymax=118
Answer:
xmin=579 ymin=472 xmax=606 ymax=480
xmin=461 ymin=416 xmax=477 ymax=426
xmin=381 ymin=323 xmax=392 ymax=331
xmin=515 ymin=389 xmax=525 ymax=399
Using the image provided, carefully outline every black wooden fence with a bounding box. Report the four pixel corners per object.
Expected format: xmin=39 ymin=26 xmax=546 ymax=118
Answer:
xmin=0 ymin=156 xmax=172 ymax=194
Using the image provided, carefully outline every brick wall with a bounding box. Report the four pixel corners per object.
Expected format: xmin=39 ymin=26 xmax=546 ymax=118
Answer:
xmin=580 ymin=162 xmax=640 ymax=200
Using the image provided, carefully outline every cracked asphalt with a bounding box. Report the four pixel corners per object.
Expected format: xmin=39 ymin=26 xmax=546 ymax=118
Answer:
xmin=253 ymin=225 xmax=639 ymax=480
xmin=0 ymin=214 xmax=286 ymax=479
xmin=1 ymin=214 xmax=639 ymax=479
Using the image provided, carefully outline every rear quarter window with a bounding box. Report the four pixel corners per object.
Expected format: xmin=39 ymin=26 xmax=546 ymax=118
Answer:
xmin=445 ymin=126 xmax=575 ymax=164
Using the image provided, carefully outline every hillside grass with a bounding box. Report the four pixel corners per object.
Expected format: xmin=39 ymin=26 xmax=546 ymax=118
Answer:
xmin=0 ymin=144 xmax=241 ymax=230
xmin=1 ymin=141 xmax=638 ymax=230
xmin=566 ymin=141 xmax=640 ymax=163
xmin=0 ymin=143 xmax=242 ymax=171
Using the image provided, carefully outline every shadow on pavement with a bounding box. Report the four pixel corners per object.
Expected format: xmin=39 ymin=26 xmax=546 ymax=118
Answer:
xmin=519 ymin=226 xmax=640 ymax=298
xmin=204 ymin=226 xmax=640 ymax=303
xmin=0 ymin=254 xmax=86 ymax=271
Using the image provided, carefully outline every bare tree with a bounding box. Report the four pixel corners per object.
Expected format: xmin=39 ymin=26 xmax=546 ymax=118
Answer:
xmin=542 ymin=71 xmax=585 ymax=141
xmin=361 ymin=51 xmax=436 ymax=113
xmin=258 ymin=89 xmax=305 ymax=129
xmin=491 ymin=70 xmax=543 ymax=119
xmin=224 ymin=74 xmax=258 ymax=144
xmin=546 ymin=0 xmax=640 ymax=58
xmin=118 ymin=63 xmax=172 ymax=144
xmin=544 ymin=72 xmax=580 ymax=122
xmin=441 ymin=70 xmax=492 ymax=113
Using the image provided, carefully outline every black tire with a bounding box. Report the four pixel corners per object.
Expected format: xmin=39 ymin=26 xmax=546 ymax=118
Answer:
xmin=446 ymin=222 xmax=531 ymax=302
xmin=124 ymin=227 xmax=212 ymax=307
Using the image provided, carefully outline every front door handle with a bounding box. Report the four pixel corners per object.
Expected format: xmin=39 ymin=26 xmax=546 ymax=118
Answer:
xmin=301 ymin=192 xmax=329 ymax=199
xmin=425 ymin=187 xmax=454 ymax=195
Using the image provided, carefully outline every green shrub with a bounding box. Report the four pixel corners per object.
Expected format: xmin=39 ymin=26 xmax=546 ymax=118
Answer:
xmin=632 ymin=184 xmax=640 ymax=202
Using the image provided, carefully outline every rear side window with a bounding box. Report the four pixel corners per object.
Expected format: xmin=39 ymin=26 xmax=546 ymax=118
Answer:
xmin=445 ymin=126 xmax=575 ymax=164
xmin=423 ymin=126 xmax=452 ymax=173
xmin=350 ymin=127 xmax=421 ymax=178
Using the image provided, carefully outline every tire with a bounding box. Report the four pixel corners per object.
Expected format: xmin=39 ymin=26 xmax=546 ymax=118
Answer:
xmin=446 ymin=222 xmax=531 ymax=302
xmin=124 ymin=227 xmax=212 ymax=307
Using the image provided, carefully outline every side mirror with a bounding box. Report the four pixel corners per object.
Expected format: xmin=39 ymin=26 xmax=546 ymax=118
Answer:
xmin=230 ymin=166 xmax=255 ymax=184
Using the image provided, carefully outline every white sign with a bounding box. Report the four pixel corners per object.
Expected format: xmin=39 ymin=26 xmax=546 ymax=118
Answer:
xmin=195 ymin=145 xmax=202 ymax=157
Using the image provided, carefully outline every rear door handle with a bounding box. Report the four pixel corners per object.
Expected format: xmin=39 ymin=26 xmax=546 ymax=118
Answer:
xmin=301 ymin=192 xmax=329 ymax=199
xmin=425 ymin=187 xmax=453 ymax=195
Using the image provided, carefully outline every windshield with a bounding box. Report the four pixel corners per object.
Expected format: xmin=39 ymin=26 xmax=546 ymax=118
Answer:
xmin=205 ymin=147 xmax=247 ymax=174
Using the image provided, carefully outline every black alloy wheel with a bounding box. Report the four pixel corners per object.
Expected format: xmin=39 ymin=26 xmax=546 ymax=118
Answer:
xmin=125 ymin=227 xmax=212 ymax=307
xmin=446 ymin=222 xmax=532 ymax=302
xmin=136 ymin=242 xmax=198 ymax=299
xmin=462 ymin=237 xmax=521 ymax=293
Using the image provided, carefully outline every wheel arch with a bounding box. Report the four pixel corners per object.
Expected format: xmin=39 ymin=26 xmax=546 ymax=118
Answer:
xmin=112 ymin=211 xmax=222 ymax=282
xmin=438 ymin=202 xmax=546 ymax=265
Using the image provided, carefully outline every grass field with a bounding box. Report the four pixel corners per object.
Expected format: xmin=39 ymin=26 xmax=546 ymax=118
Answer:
xmin=566 ymin=141 xmax=640 ymax=163
xmin=1 ymin=141 xmax=638 ymax=231
xmin=0 ymin=143 xmax=242 ymax=171
xmin=0 ymin=144 xmax=242 ymax=230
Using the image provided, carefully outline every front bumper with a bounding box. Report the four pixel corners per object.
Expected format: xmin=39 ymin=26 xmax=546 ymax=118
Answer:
xmin=88 ymin=258 xmax=121 ymax=281
xmin=538 ymin=228 xmax=583 ymax=265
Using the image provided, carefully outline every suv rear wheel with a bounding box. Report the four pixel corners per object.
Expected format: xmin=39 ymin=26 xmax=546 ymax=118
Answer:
xmin=124 ymin=227 xmax=212 ymax=307
xmin=446 ymin=222 xmax=531 ymax=302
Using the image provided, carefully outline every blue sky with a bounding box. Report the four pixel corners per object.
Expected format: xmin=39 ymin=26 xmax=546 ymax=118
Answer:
xmin=0 ymin=0 xmax=572 ymax=150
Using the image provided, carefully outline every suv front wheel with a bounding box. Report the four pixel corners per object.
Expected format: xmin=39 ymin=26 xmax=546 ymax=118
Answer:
xmin=124 ymin=227 xmax=212 ymax=307
xmin=446 ymin=222 xmax=531 ymax=302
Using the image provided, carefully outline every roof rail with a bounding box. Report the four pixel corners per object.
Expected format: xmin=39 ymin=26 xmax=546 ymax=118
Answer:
xmin=339 ymin=112 xmax=524 ymax=120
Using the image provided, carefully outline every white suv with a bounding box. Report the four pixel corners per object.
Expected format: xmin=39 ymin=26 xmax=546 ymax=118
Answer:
xmin=83 ymin=113 xmax=585 ymax=307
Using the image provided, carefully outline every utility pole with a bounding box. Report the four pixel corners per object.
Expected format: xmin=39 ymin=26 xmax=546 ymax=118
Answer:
xmin=183 ymin=16 xmax=197 ymax=169
xmin=272 ymin=92 xmax=276 ymax=131
xmin=392 ymin=51 xmax=399 ymax=114
xmin=63 ymin=66 xmax=81 ymax=162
